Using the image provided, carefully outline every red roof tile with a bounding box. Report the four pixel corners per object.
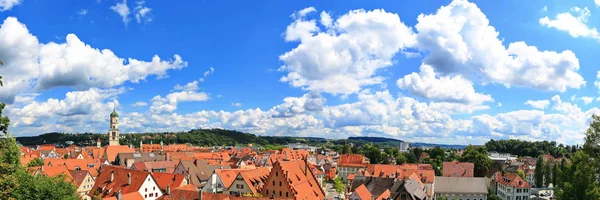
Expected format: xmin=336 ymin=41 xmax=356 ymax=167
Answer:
xmin=353 ymin=184 xmax=372 ymax=200
xmin=152 ymin=172 xmax=187 ymax=191
xmin=496 ymin=173 xmax=530 ymax=188
xmin=339 ymin=154 xmax=368 ymax=167
xmin=89 ymin=166 xmax=160 ymax=198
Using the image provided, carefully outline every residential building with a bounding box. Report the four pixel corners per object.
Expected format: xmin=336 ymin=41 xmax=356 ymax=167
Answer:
xmin=173 ymin=159 xmax=231 ymax=189
xmin=70 ymin=170 xmax=95 ymax=200
xmin=262 ymin=160 xmax=325 ymax=200
xmin=152 ymin=172 xmax=188 ymax=192
xmin=338 ymin=154 xmax=368 ymax=182
xmin=495 ymin=173 xmax=530 ymax=200
xmin=103 ymin=145 xmax=135 ymax=163
xmin=434 ymin=176 xmax=488 ymax=200
xmin=226 ymin=167 xmax=271 ymax=196
xmin=349 ymin=176 xmax=428 ymax=200
xmin=399 ymin=142 xmax=410 ymax=153
xmin=442 ymin=161 xmax=474 ymax=177
xmin=89 ymin=166 xmax=163 ymax=200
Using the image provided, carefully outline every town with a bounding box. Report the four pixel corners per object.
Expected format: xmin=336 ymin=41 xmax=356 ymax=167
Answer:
xmin=10 ymin=109 xmax=582 ymax=200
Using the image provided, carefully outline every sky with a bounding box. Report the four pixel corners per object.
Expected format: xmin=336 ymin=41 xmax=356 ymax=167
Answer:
xmin=1 ymin=0 xmax=600 ymax=145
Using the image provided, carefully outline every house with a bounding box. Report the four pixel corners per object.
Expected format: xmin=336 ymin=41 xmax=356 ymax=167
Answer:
xmin=442 ymin=161 xmax=474 ymax=177
xmin=39 ymin=165 xmax=74 ymax=183
xmin=225 ymin=167 xmax=271 ymax=196
xmin=89 ymin=166 xmax=163 ymax=200
xmin=434 ymin=176 xmax=488 ymax=200
xmin=152 ymin=172 xmax=188 ymax=192
xmin=203 ymin=169 xmax=243 ymax=194
xmin=338 ymin=154 xmax=368 ymax=182
xmin=173 ymin=159 xmax=232 ymax=189
xmin=261 ymin=159 xmax=325 ymax=200
xmin=70 ymin=170 xmax=95 ymax=200
xmin=494 ymin=173 xmax=530 ymax=200
xmin=349 ymin=176 xmax=427 ymax=200
xmin=157 ymin=184 xmax=199 ymax=200
xmin=115 ymin=152 xmax=168 ymax=167
xmin=132 ymin=161 xmax=178 ymax=173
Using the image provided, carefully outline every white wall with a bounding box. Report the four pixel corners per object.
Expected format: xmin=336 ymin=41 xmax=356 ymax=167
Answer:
xmin=137 ymin=174 xmax=163 ymax=200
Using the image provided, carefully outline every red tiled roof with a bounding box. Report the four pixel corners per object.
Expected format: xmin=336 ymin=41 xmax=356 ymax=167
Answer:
xmin=376 ymin=189 xmax=391 ymax=200
xmin=442 ymin=161 xmax=474 ymax=177
xmin=271 ymin=160 xmax=325 ymax=200
xmin=102 ymin=192 xmax=144 ymax=200
xmin=89 ymin=166 xmax=158 ymax=198
xmin=104 ymin=145 xmax=135 ymax=163
xmin=70 ymin=170 xmax=91 ymax=187
xmin=152 ymin=172 xmax=187 ymax=191
xmin=133 ymin=161 xmax=177 ymax=173
xmin=41 ymin=165 xmax=74 ymax=183
xmin=215 ymin=169 xmax=248 ymax=189
xmin=339 ymin=154 xmax=367 ymax=167
xmin=201 ymin=192 xmax=290 ymax=200
xmin=496 ymin=173 xmax=530 ymax=188
xmin=238 ymin=167 xmax=271 ymax=194
xmin=353 ymin=184 xmax=372 ymax=200
xmin=157 ymin=184 xmax=199 ymax=200
xmin=38 ymin=144 xmax=55 ymax=151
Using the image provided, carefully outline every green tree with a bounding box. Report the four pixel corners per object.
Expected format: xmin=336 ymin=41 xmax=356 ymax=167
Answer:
xmin=544 ymin=160 xmax=552 ymax=187
xmin=395 ymin=153 xmax=407 ymax=165
xmin=459 ymin=145 xmax=492 ymax=177
xmin=555 ymin=115 xmax=600 ymax=200
xmin=552 ymin=162 xmax=559 ymax=186
xmin=535 ymin=155 xmax=544 ymax=187
xmin=342 ymin=144 xmax=351 ymax=154
xmin=333 ymin=177 xmax=344 ymax=194
xmin=27 ymin=158 xmax=44 ymax=167
xmin=405 ymin=152 xmax=418 ymax=163
xmin=516 ymin=170 xmax=525 ymax=180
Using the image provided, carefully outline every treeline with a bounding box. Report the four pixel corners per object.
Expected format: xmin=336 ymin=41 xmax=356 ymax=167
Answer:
xmin=485 ymin=139 xmax=577 ymax=158
xmin=16 ymin=129 xmax=328 ymax=147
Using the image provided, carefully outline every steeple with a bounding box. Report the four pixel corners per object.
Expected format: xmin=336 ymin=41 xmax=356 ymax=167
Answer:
xmin=97 ymin=137 xmax=101 ymax=148
xmin=108 ymin=107 xmax=120 ymax=146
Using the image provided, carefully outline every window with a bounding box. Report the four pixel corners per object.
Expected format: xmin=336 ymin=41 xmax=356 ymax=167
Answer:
xmin=153 ymin=187 xmax=156 ymax=191
xmin=279 ymin=181 xmax=282 ymax=186
xmin=286 ymin=192 xmax=289 ymax=197
xmin=273 ymin=181 xmax=275 ymax=185
xmin=276 ymin=172 xmax=278 ymax=176
xmin=266 ymin=189 xmax=269 ymax=195
xmin=279 ymin=191 xmax=282 ymax=197
xmin=150 ymin=193 xmax=153 ymax=197
xmin=145 ymin=195 xmax=147 ymax=198
xmin=145 ymin=188 xmax=148 ymax=192
xmin=156 ymin=193 xmax=158 ymax=197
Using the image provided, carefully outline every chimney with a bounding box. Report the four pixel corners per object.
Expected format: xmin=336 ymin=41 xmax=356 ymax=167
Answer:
xmin=166 ymin=185 xmax=171 ymax=195
xmin=127 ymin=173 xmax=131 ymax=185
xmin=116 ymin=190 xmax=122 ymax=200
xmin=110 ymin=171 xmax=114 ymax=182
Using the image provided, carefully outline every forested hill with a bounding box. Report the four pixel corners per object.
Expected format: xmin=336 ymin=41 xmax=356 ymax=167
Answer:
xmin=15 ymin=129 xmax=328 ymax=147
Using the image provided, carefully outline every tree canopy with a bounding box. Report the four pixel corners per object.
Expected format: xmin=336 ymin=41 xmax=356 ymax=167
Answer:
xmin=458 ymin=145 xmax=492 ymax=177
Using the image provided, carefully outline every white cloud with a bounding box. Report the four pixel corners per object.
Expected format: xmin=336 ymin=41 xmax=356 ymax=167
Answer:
xmin=416 ymin=0 xmax=585 ymax=92
xmin=320 ymin=11 xmax=332 ymax=28
xmin=595 ymin=71 xmax=600 ymax=89
xmin=596 ymin=0 xmax=600 ymax=7
xmin=270 ymin=91 xmax=325 ymax=118
xmin=150 ymin=81 xmax=209 ymax=113
xmin=0 ymin=17 xmax=186 ymax=103
xmin=397 ymin=64 xmax=493 ymax=105
xmin=525 ymin=100 xmax=550 ymax=109
xmin=78 ymin=9 xmax=88 ymax=16
xmin=497 ymin=102 xmax=502 ymax=107
xmin=231 ymin=102 xmax=242 ymax=107
xmin=580 ymin=96 xmax=594 ymax=105
xmin=134 ymin=1 xmax=152 ymax=23
xmin=543 ymin=6 xmax=548 ymax=12
xmin=279 ymin=7 xmax=416 ymax=95
xmin=131 ymin=101 xmax=148 ymax=107
xmin=292 ymin=7 xmax=316 ymax=19
xmin=199 ymin=67 xmax=214 ymax=82
xmin=0 ymin=0 xmax=22 ymax=11
xmin=540 ymin=7 xmax=600 ymax=40
xmin=110 ymin=0 xmax=130 ymax=25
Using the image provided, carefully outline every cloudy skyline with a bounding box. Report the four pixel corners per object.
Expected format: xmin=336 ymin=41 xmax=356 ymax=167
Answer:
xmin=1 ymin=0 xmax=600 ymax=145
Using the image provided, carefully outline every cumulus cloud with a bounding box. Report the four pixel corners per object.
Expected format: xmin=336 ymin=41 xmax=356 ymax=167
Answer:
xmin=279 ymin=7 xmax=416 ymax=95
xmin=415 ymin=0 xmax=585 ymax=92
xmin=270 ymin=91 xmax=325 ymax=118
xmin=0 ymin=0 xmax=22 ymax=11
xmin=150 ymin=81 xmax=209 ymax=113
xmin=78 ymin=9 xmax=88 ymax=16
xmin=231 ymin=102 xmax=242 ymax=107
xmin=397 ymin=64 xmax=493 ymax=105
xmin=540 ymin=7 xmax=600 ymax=41
xmin=525 ymin=100 xmax=550 ymax=109
xmin=0 ymin=17 xmax=186 ymax=103
xmin=110 ymin=0 xmax=130 ymax=25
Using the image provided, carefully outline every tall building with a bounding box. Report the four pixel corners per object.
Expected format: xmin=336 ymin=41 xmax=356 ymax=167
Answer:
xmin=399 ymin=142 xmax=409 ymax=152
xmin=108 ymin=108 xmax=120 ymax=146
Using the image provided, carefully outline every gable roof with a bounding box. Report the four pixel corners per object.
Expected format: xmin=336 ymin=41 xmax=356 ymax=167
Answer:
xmin=339 ymin=154 xmax=367 ymax=167
xmin=496 ymin=173 xmax=530 ymax=188
xmin=274 ymin=160 xmax=325 ymax=200
xmin=442 ymin=161 xmax=474 ymax=177
xmin=132 ymin=160 xmax=177 ymax=173
xmin=353 ymin=184 xmax=372 ymax=200
xmin=89 ymin=166 xmax=156 ymax=198
xmin=152 ymin=172 xmax=187 ymax=191
xmin=238 ymin=167 xmax=271 ymax=194
xmin=157 ymin=184 xmax=199 ymax=200
xmin=70 ymin=170 xmax=91 ymax=186
xmin=41 ymin=165 xmax=74 ymax=183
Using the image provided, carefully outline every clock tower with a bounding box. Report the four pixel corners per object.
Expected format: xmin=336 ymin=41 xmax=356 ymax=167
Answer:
xmin=108 ymin=108 xmax=120 ymax=146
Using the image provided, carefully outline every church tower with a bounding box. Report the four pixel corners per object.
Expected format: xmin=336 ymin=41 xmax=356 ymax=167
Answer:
xmin=108 ymin=108 xmax=120 ymax=146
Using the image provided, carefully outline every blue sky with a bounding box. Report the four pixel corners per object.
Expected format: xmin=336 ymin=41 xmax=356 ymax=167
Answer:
xmin=1 ymin=0 xmax=600 ymax=145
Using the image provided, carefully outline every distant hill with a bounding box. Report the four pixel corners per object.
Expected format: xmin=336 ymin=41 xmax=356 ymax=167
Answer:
xmin=348 ymin=136 xmax=403 ymax=143
xmin=346 ymin=136 xmax=466 ymax=149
